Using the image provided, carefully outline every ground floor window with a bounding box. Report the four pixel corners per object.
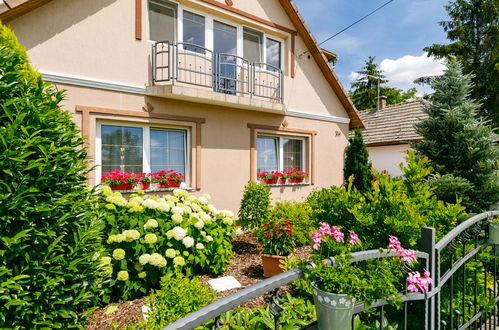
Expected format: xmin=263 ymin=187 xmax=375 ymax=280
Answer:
xmin=256 ymin=135 xmax=304 ymax=173
xmin=98 ymin=122 xmax=188 ymax=182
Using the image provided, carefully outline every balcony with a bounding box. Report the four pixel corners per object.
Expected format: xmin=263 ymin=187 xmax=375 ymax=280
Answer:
xmin=147 ymin=41 xmax=285 ymax=114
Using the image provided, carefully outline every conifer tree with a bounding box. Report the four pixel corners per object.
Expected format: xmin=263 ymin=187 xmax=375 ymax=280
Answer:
xmin=344 ymin=130 xmax=373 ymax=192
xmin=414 ymin=59 xmax=498 ymax=211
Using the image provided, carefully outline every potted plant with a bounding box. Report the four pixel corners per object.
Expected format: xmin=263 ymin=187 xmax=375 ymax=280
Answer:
xmin=277 ymin=171 xmax=287 ymax=184
xmin=303 ymin=223 xmax=432 ymax=329
xmin=139 ymin=173 xmax=152 ymax=190
xmin=488 ymin=217 xmax=499 ymax=245
xmin=168 ymin=171 xmax=185 ymax=188
xmin=257 ymin=219 xmax=295 ymax=277
xmin=257 ymin=171 xmax=279 ymax=185
xmin=286 ymin=168 xmax=308 ymax=183
xmin=101 ymin=170 xmax=139 ymax=190
xmin=152 ymin=170 xmax=172 ymax=188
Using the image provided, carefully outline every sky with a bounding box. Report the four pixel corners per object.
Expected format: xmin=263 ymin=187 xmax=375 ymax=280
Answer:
xmin=294 ymin=0 xmax=450 ymax=95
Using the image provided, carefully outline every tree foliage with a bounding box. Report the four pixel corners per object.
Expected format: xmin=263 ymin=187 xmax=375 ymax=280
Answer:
xmin=413 ymin=59 xmax=499 ymax=212
xmin=0 ymin=24 xmax=105 ymax=327
xmin=423 ymin=0 xmax=499 ymax=125
xmin=238 ymin=181 xmax=271 ymax=230
xmin=349 ymin=56 xmax=418 ymax=110
xmin=344 ymin=130 xmax=373 ymax=192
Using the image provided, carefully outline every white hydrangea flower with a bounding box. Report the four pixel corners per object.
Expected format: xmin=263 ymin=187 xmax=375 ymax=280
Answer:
xmin=187 ymin=196 xmax=195 ymax=202
xmin=105 ymin=194 xmax=127 ymax=207
xmin=142 ymin=198 xmax=160 ymax=210
xmin=171 ymin=206 xmax=184 ymax=215
xmin=200 ymin=231 xmax=206 ymax=237
xmin=194 ymin=221 xmax=204 ymax=229
xmin=184 ymin=201 xmax=192 ymax=206
xmin=200 ymin=213 xmax=211 ymax=222
xmin=129 ymin=196 xmax=144 ymax=205
xmin=157 ymin=258 xmax=167 ymax=268
xmin=172 ymin=213 xmax=183 ymax=224
xmin=139 ymin=253 xmax=151 ymax=265
xmin=196 ymin=243 xmax=204 ymax=250
xmin=182 ymin=236 xmax=195 ymax=248
xmin=201 ymin=193 xmax=211 ymax=200
xmin=165 ymin=248 xmax=176 ymax=258
xmin=223 ymin=217 xmax=233 ymax=226
xmin=123 ymin=230 xmax=140 ymax=241
xmin=191 ymin=204 xmax=202 ymax=213
xmin=144 ymin=218 xmax=159 ymax=229
xmin=189 ymin=212 xmax=200 ymax=220
xmin=157 ymin=201 xmax=170 ymax=212
xmin=197 ymin=197 xmax=208 ymax=205
xmin=209 ymin=205 xmax=218 ymax=214
xmin=173 ymin=189 xmax=188 ymax=198
xmin=149 ymin=253 xmax=163 ymax=266
xmin=206 ymin=235 xmax=213 ymax=242
xmin=220 ymin=210 xmax=234 ymax=218
xmin=183 ymin=206 xmax=192 ymax=214
xmin=166 ymin=200 xmax=175 ymax=208
xmin=172 ymin=226 xmax=187 ymax=241
xmin=144 ymin=233 xmax=158 ymax=244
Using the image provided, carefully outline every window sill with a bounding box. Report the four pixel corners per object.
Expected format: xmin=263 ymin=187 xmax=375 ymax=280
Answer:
xmin=261 ymin=183 xmax=310 ymax=187
xmin=110 ymin=187 xmax=194 ymax=193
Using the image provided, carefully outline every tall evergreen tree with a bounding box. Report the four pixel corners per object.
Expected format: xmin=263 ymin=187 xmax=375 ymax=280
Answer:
xmin=349 ymin=56 xmax=418 ymax=110
xmin=413 ymin=59 xmax=498 ymax=211
xmin=344 ymin=130 xmax=373 ymax=192
xmin=423 ymin=0 xmax=498 ymax=125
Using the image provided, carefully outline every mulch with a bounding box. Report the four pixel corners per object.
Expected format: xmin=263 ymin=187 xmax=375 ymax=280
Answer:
xmin=85 ymin=232 xmax=311 ymax=330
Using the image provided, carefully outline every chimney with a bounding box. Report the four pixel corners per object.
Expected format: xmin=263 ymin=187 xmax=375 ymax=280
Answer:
xmin=376 ymin=96 xmax=387 ymax=111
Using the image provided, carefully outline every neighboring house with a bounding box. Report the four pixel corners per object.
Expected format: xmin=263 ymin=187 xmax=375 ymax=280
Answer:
xmin=355 ymin=98 xmax=427 ymax=176
xmin=1 ymin=0 xmax=363 ymax=211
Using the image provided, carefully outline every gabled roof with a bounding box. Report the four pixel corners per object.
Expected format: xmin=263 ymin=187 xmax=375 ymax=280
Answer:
xmin=0 ymin=0 xmax=364 ymax=129
xmin=279 ymin=0 xmax=363 ymax=129
xmin=354 ymin=99 xmax=427 ymax=146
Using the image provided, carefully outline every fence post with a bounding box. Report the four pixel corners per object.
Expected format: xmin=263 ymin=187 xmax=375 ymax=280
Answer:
xmin=421 ymin=227 xmax=436 ymax=330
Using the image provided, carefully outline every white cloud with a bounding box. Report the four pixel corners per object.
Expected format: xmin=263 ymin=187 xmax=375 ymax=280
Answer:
xmin=379 ymin=53 xmax=445 ymax=94
xmin=348 ymin=71 xmax=361 ymax=81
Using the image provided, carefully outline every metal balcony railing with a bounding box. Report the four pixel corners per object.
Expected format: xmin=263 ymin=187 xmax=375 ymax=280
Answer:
xmin=152 ymin=41 xmax=283 ymax=103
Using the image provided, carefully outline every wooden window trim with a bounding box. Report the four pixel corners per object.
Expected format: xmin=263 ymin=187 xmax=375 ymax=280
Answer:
xmin=247 ymin=123 xmax=316 ymax=184
xmin=135 ymin=0 xmax=142 ymax=40
xmin=75 ymin=105 xmax=205 ymax=190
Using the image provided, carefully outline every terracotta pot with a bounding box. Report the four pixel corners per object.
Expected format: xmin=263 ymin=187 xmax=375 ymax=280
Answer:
xmin=289 ymin=178 xmax=304 ymax=183
xmin=168 ymin=181 xmax=181 ymax=188
xmin=110 ymin=183 xmax=133 ymax=191
xmin=140 ymin=182 xmax=151 ymax=190
xmin=261 ymin=254 xmax=292 ymax=277
xmin=278 ymin=178 xmax=287 ymax=184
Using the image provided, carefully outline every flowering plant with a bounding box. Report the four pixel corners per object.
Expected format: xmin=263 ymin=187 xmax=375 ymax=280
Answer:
xmin=152 ymin=170 xmax=173 ymax=185
xmin=168 ymin=171 xmax=185 ymax=184
xmin=101 ymin=170 xmax=140 ymax=186
xmin=257 ymin=171 xmax=280 ymax=181
xmin=256 ymin=220 xmax=295 ymax=256
xmin=285 ymin=168 xmax=308 ymax=180
xmin=139 ymin=173 xmax=152 ymax=184
xmin=302 ymin=224 xmax=432 ymax=306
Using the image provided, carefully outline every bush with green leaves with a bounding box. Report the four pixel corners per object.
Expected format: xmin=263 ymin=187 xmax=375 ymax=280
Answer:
xmin=270 ymin=201 xmax=314 ymax=247
xmin=100 ymin=188 xmax=235 ymax=301
xmin=238 ymin=181 xmax=271 ymax=230
xmin=307 ymin=151 xmax=466 ymax=248
xmin=0 ymin=24 xmax=106 ymax=327
xmin=138 ymin=273 xmax=216 ymax=329
xmin=344 ymin=129 xmax=373 ymax=192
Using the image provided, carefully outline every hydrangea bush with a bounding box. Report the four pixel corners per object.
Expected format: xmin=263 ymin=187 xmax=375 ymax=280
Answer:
xmin=99 ymin=187 xmax=235 ymax=301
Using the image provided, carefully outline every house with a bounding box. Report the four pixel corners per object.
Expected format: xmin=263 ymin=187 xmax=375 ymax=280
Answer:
xmin=355 ymin=97 xmax=427 ymax=176
xmin=1 ymin=0 xmax=363 ymax=211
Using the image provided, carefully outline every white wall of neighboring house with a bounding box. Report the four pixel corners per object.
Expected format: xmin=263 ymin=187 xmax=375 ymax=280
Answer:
xmin=368 ymin=144 xmax=410 ymax=177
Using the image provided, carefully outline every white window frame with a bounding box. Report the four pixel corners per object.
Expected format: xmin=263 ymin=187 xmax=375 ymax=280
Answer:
xmin=96 ymin=121 xmax=191 ymax=186
xmin=256 ymin=134 xmax=306 ymax=173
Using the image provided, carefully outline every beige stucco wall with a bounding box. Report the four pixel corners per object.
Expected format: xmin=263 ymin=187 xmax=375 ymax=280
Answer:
xmin=368 ymin=144 xmax=410 ymax=177
xmin=57 ymin=83 xmax=349 ymax=212
xmin=8 ymin=0 xmax=350 ymax=120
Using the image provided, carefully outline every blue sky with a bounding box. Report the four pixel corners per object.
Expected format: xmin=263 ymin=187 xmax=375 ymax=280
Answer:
xmin=294 ymin=0 xmax=450 ymax=94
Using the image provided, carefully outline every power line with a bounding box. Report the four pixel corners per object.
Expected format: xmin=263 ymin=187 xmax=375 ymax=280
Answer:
xmin=300 ymin=0 xmax=396 ymax=57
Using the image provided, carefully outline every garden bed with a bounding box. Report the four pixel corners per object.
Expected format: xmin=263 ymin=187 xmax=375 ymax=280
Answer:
xmin=85 ymin=232 xmax=311 ymax=329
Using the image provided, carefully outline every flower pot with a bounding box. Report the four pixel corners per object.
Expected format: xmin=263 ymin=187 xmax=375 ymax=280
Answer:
xmin=110 ymin=183 xmax=133 ymax=191
xmin=261 ymin=254 xmax=291 ymax=277
xmin=168 ymin=181 xmax=181 ymax=188
xmin=489 ymin=220 xmax=499 ymax=244
xmin=312 ymin=281 xmax=355 ymax=330
xmin=289 ymin=178 xmax=304 ymax=183
xmin=140 ymin=182 xmax=151 ymax=190
xmin=278 ymin=178 xmax=287 ymax=184
xmin=158 ymin=183 xmax=168 ymax=189
xmin=263 ymin=178 xmax=278 ymax=185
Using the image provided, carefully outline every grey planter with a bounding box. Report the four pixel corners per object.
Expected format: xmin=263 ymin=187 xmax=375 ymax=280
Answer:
xmin=312 ymin=281 xmax=355 ymax=330
xmin=488 ymin=220 xmax=499 ymax=245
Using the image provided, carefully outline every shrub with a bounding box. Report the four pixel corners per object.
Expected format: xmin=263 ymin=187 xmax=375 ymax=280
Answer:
xmin=307 ymin=151 xmax=466 ymax=248
xmin=140 ymin=273 xmax=216 ymax=329
xmin=344 ymin=129 xmax=373 ymax=192
xmin=100 ymin=188 xmax=235 ymax=301
xmin=0 ymin=24 xmax=105 ymax=327
xmin=270 ymin=201 xmax=314 ymax=247
xmin=238 ymin=181 xmax=271 ymax=230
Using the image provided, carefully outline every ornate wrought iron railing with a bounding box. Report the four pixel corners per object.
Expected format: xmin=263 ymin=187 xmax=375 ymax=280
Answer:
xmin=162 ymin=211 xmax=499 ymax=330
xmin=152 ymin=41 xmax=283 ymax=102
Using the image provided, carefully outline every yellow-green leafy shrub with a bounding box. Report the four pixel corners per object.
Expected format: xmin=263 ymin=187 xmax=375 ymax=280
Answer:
xmin=100 ymin=188 xmax=235 ymax=301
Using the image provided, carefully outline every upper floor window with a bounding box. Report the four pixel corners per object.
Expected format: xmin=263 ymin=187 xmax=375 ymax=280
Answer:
xmin=148 ymin=0 xmax=176 ymax=42
xmin=266 ymin=38 xmax=281 ymax=70
xmin=183 ymin=11 xmax=205 ymax=51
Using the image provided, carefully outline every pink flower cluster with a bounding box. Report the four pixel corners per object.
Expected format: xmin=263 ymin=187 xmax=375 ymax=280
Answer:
xmin=388 ymin=235 xmax=417 ymax=264
xmin=311 ymin=223 xmax=358 ymax=250
xmin=407 ymin=270 xmax=433 ymax=293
